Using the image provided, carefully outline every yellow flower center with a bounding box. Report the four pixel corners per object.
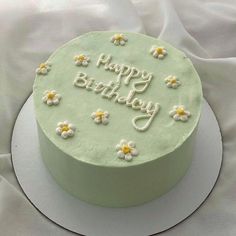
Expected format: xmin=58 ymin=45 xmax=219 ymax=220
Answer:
xmin=176 ymin=107 xmax=186 ymax=116
xmin=122 ymin=145 xmax=131 ymax=154
xmin=96 ymin=111 xmax=104 ymax=119
xmin=77 ymin=55 xmax=86 ymax=61
xmin=114 ymin=34 xmax=123 ymax=41
xmin=61 ymin=125 xmax=69 ymax=132
xmin=156 ymin=47 xmax=163 ymax=54
xmin=170 ymin=78 xmax=177 ymax=84
xmin=47 ymin=92 xmax=55 ymax=99
xmin=39 ymin=63 xmax=47 ymax=69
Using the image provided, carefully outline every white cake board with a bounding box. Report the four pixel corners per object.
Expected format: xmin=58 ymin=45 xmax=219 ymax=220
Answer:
xmin=11 ymin=95 xmax=222 ymax=236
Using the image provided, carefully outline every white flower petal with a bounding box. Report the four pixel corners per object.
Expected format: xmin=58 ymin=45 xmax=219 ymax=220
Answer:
xmin=82 ymin=61 xmax=88 ymax=66
xmin=185 ymin=111 xmax=191 ymax=117
xmin=120 ymin=40 xmax=125 ymax=46
xmin=180 ymin=115 xmax=188 ymax=121
xmin=94 ymin=117 xmax=101 ymax=123
xmin=56 ymin=127 xmax=62 ymax=134
xmin=131 ymin=148 xmax=139 ymax=156
xmin=114 ymin=40 xmax=119 ymax=46
xmin=75 ymin=60 xmax=82 ymax=66
xmin=117 ymin=151 xmax=125 ymax=159
xmin=68 ymin=124 xmax=76 ymax=130
xmin=125 ymin=154 xmax=133 ymax=161
xmin=103 ymin=111 xmax=109 ymax=118
xmin=158 ymin=54 xmax=164 ymax=59
xmin=36 ymin=68 xmax=41 ymax=74
xmin=41 ymin=68 xmax=48 ymax=74
xmin=91 ymin=112 xmax=96 ymax=119
xmin=165 ymin=76 xmax=171 ymax=82
xmin=169 ymin=110 xmax=176 ymax=117
xmin=53 ymin=98 xmax=59 ymax=105
xmin=42 ymin=96 xmax=48 ymax=102
xmin=55 ymin=94 xmax=61 ymax=99
xmin=173 ymin=114 xmax=180 ymax=120
xmin=115 ymin=144 xmax=121 ymax=151
xmin=67 ymin=129 xmax=74 ymax=137
xmin=57 ymin=122 xmax=63 ymax=127
xmin=61 ymin=132 xmax=68 ymax=139
xmin=128 ymin=141 xmax=135 ymax=148
xmin=47 ymin=100 xmax=53 ymax=106
xmin=123 ymin=36 xmax=128 ymax=41
xmin=120 ymin=139 xmax=127 ymax=145
xmin=96 ymin=108 xmax=102 ymax=112
xmin=63 ymin=120 xmax=69 ymax=125
xmin=102 ymin=117 xmax=109 ymax=125
xmin=153 ymin=51 xmax=158 ymax=57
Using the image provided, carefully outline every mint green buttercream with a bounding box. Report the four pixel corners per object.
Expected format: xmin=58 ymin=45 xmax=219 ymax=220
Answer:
xmin=33 ymin=32 xmax=202 ymax=207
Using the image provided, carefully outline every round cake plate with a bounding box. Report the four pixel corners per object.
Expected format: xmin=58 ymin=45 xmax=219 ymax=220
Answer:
xmin=11 ymin=95 xmax=222 ymax=236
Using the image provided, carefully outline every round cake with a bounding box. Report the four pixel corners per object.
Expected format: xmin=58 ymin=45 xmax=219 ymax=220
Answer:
xmin=33 ymin=31 xmax=202 ymax=207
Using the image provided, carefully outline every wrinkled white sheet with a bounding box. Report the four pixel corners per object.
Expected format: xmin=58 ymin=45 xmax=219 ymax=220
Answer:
xmin=1 ymin=0 xmax=236 ymax=235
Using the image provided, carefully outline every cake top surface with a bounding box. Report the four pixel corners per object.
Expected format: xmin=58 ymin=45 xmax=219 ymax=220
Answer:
xmin=33 ymin=31 xmax=202 ymax=167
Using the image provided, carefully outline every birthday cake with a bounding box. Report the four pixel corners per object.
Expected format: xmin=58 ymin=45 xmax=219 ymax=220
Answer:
xmin=33 ymin=31 xmax=202 ymax=207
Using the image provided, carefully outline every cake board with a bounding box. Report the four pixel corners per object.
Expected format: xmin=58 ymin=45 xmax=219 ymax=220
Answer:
xmin=11 ymin=95 xmax=222 ymax=236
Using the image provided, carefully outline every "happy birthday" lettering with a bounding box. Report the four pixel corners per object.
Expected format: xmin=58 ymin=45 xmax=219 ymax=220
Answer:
xmin=73 ymin=53 xmax=161 ymax=132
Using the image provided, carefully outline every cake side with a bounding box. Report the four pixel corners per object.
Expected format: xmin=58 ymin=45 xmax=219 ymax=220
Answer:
xmin=37 ymin=121 xmax=197 ymax=207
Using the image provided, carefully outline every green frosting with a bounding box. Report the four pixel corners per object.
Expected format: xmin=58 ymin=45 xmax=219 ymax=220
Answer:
xmin=33 ymin=31 xmax=202 ymax=167
xmin=33 ymin=32 xmax=202 ymax=207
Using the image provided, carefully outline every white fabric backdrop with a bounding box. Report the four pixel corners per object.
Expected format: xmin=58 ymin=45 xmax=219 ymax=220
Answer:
xmin=1 ymin=0 xmax=236 ymax=235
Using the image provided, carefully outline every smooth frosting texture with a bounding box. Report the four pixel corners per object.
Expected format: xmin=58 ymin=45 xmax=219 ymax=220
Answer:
xmin=33 ymin=31 xmax=202 ymax=167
